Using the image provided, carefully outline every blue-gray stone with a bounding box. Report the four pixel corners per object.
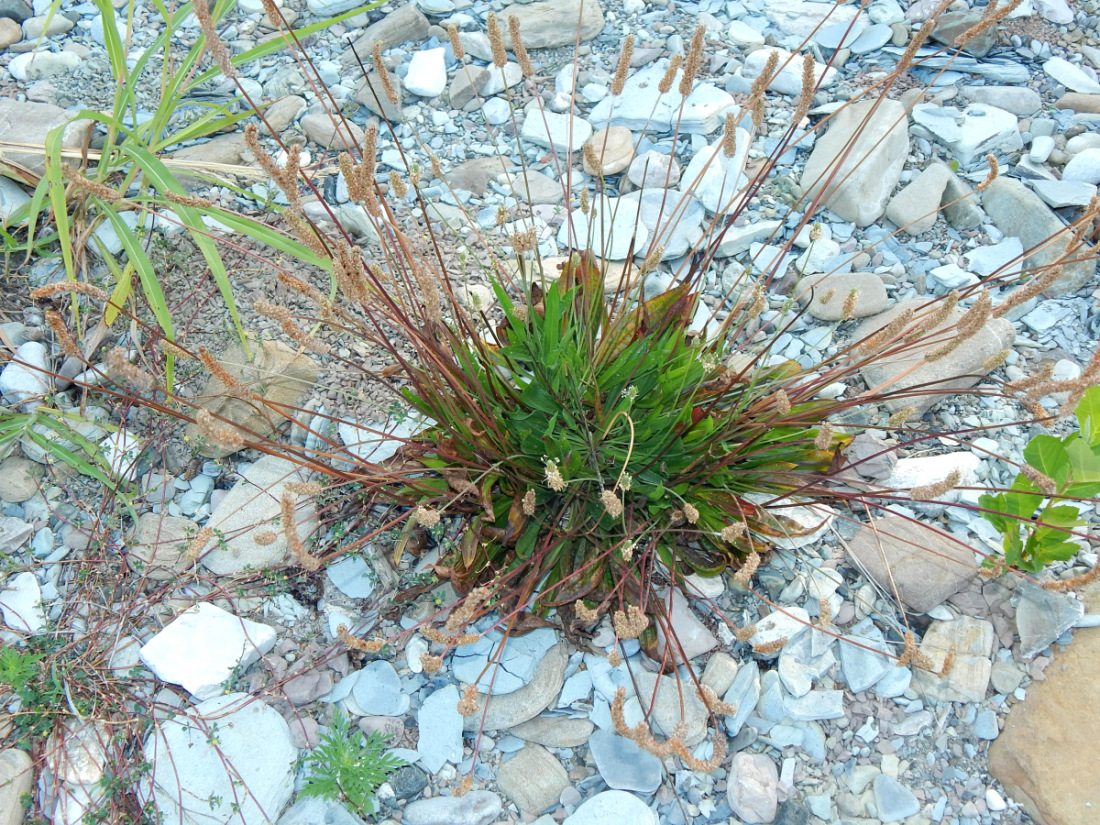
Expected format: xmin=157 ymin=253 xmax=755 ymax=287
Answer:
xmin=279 ymin=797 xmax=367 ymax=825
xmin=452 ymin=628 xmax=557 ymax=695
xmin=31 ymin=527 xmax=54 ymax=558
xmin=326 ymin=555 xmax=377 ymax=599
xmin=417 ymin=686 xmax=463 ymax=773
xmin=840 ymin=618 xmax=892 ymax=693
xmin=723 ymin=660 xmax=760 ymax=737
xmin=784 ymin=690 xmax=845 ymax=722
xmin=873 ymin=775 xmax=920 ymax=822
xmin=352 ymin=661 xmax=409 ymax=716
xmin=765 ymin=724 xmax=803 ymax=748
xmin=779 ymin=629 xmax=835 ymax=697
xmin=588 ymin=729 xmax=663 ymax=794
xmin=558 ymin=670 xmax=593 ymax=706
xmin=875 ymin=664 xmax=912 ymax=699
xmin=1016 ymin=580 xmax=1084 ymax=659
xmin=800 ymin=722 xmax=827 ymax=761
xmin=757 ymin=670 xmax=789 ymax=723
xmin=973 ymin=709 xmax=999 ymax=740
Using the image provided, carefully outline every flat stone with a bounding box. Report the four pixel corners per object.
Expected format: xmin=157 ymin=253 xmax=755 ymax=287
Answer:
xmin=0 ymin=571 xmax=44 ymax=634
xmin=511 ymin=171 xmax=565 ymax=205
xmin=931 ymin=8 xmax=996 ymax=56
xmin=326 ymin=554 xmax=376 ymax=599
xmin=498 ymin=0 xmax=604 ymax=49
xmin=417 ymin=685 xmax=463 ymax=772
xmin=701 ymin=651 xmax=739 ymax=697
xmin=724 ymin=660 xmax=760 ymax=737
xmin=509 ymin=715 xmax=593 ymax=747
xmin=800 ymin=99 xmax=907 ymax=226
xmin=912 ymin=616 xmax=993 ymax=703
xmin=679 ymin=128 xmax=751 ymax=213
xmin=341 ymin=4 xmax=430 ymax=65
xmin=140 ymin=693 xmax=295 ymax=825
xmin=981 ymin=176 xmax=1097 ymax=296
xmin=654 ymin=587 xmax=717 ymax=664
xmin=912 ymin=103 xmax=1022 ymax=165
xmin=127 ymin=513 xmax=198 ymax=581
xmin=1044 ymin=56 xmax=1100 ymax=94
xmin=960 ymin=85 xmax=1042 ymax=116
xmin=198 ymin=455 xmax=318 ymax=576
xmin=838 ymin=618 xmax=892 ymax=693
xmin=845 ymin=516 xmax=977 ymax=614
xmin=260 ymin=95 xmax=306 ymax=134
xmin=403 ymin=791 xmax=502 ymax=825
xmin=886 ymin=164 xmax=953 ymax=235
xmin=405 ymin=47 xmax=446 ymax=97
xmin=139 ymin=603 xmax=277 ymax=700
xmin=521 ymin=110 xmax=592 ymax=153
xmin=1031 ymin=179 xmax=1097 ymax=208
xmin=279 ymin=797 xmax=368 ymax=825
xmin=582 ymin=126 xmax=634 ymax=176
xmin=353 ymin=72 xmax=406 ymax=122
xmin=784 ymin=690 xmax=845 ymax=721
xmin=873 ymin=775 xmax=920 ymax=822
xmin=627 ymin=150 xmax=679 ymax=188
xmin=0 ymin=457 xmax=40 ymax=503
xmin=990 ymin=627 xmax=1100 ymax=825
xmin=727 ymin=752 xmax=779 ymax=824
xmin=301 ymin=113 xmax=366 ymax=148
xmin=497 ymin=745 xmax=569 ymax=814
xmin=479 ymin=61 xmax=522 ymax=96
xmin=452 ymin=627 xmax=558 ymax=695
xmin=1055 ymin=92 xmax=1100 ymax=113
xmin=0 ymin=100 xmax=92 ymax=176
xmin=557 ymin=194 xmax=645 ymax=260
xmin=854 ymin=300 xmax=1015 ymax=417
xmin=353 ymin=660 xmax=409 ymax=717
xmin=1064 ymin=147 xmax=1100 ymax=185
xmin=449 ymin=65 xmax=488 ymax=109
xmin=802 ymin=271 xmax=888 ymax=321
xmin=1015 ymin=580 xmax=1084 ymax=659
xmin=0 ymin=341 xmax=49 ymax=411
xmin=0 ymin=517 xmax=33 ymax=555
xmin=461 ymin=643 xmax=568 ymax=731
xmin=563 ymin=790 xmax=657 ymax=825
xmin=633 ymin=670 xmax=709 ymax=746
xmin=743 ymin=48 xmax=836 ymax=96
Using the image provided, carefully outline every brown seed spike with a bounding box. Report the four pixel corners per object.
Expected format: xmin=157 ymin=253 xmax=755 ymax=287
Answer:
xmin=372 ymin=43 xmax=399 ymax=105
xmin=487 ymin=12 xmax=507 ymax=69
xmin=447 ymin=24 xmax=466 ymax=60
xmin=612 ymin=35 xmax=634 ymax=95
xmin=508 ymin=16 xmax=533 ymax=77
xmin=658 ymin=54 xmax=682 ymax=94
xmin=678 ymin=25 xmax=706 ymax=96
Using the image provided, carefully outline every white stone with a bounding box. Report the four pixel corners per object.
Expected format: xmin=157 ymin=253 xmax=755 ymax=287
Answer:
xmin=0 ymin=177 xmax=30 ymax=224
xmin=1043 ymin=57 xmax=1100 ymax=94
xmin=557 ymin=194 xmax=646 ymax=260
xmin=404 ymin=48 xmax=447 ymax=97
xmin=680 ymin=128 xmax=751 ymax=213
xmin=1031 ymin=179 xmax=1097 ymax=208
xmin=912 ymin=103 xmax=1023 ymax=165
xmin=881 ymin=451 xmax=980 ymax=507
xmin=139 ymin=603 xmax=277 ymax=700
xmin=307 ymin=0 xmax=363 ymax=13
xmin=564 ymin=790 xmax=657 ymax=825
xmin=751 ymin=607 xmax=811 ymax=658
xmin=727 ymin=20 xmax=765 ymax=46
xmin=7 ymin=50 xmax=80 ymax=82
xmin=743 ymin=494 xmax=834 ymax=550
xmin=338 ymin=415 xmax=429 ymax=464
xmin=481 ymin=62 xmax=523 ymax=95
xmin=417 ymin=685 xmax=464 ymax=773
xmin=0 ymin=341 xmax=50 ymax=411
xmin=0 ymin=572 xmax=46 ymax=634
xmin=1029 ymin=135 xmax=1056 ymax=162
xmin=140 ymin=693 xmax=296 ymax=825
xmin=1063 ymin=148 xmax=1100 ymax=185
xmin=743 ymin=48 xmax=837 ymax=96
xmin=762 ymin=0 xmax=861 ymax=38
xmin=521 ymin=110 xmax=592 ymax=153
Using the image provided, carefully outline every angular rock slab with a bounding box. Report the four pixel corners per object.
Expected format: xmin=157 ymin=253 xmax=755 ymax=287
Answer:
xmin=982 ymin=176 xmax=1098 ymax=297
xmin=564 ymin=790 xmax=658 ymax=825
xmin=990 ymin=628 xmax=1100 ymax=825
xmin=854 ymin=300 xmax=1015 ymax=418
xmin=199 ymin=455 xmax=318 ymax=576
xmin=800 ymin=99 xmax=908 ymax=226
xmin=451 ymin=627 xmax=558 ymax=694
xmin=404 ymin=791 xmax=502 ymax=825
xmin=499 ymin=0 xmax=604 ymax=49
xmin=461 ymin=643 xmax=568 ymax=731
xmin=139 ymin=603 xmax=277 ymax=700
xmin=417 ymin=685 xmax=463 ymax=773
xmin=912 ymin=616 xmax=993 ymax=703
xmin=140 ymin=693 xmax=296 ymax=825
xmin=588 ymin=730 xmax=663 ymax=793
xmin=0 ymin=100 xmax=93 ymax=177
xmin=845 ymin=515 xmax=977 ymax=613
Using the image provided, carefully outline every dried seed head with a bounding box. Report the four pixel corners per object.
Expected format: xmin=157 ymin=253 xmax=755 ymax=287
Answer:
xmin=735 ymin=623 xmax=757 ymax=642
xmin=745 ymin=285 xmax=766 ymax=319
xmin=193 ymin=0 xmax=237 ymax=78
xmin=793 ymin=52 xmax=815 ymax=124
xmin=733 ymin=551 xmax=760 ymax=586
xmin=612 ymin=603 xmax=649 ymax=639
xmin=658 ymin=53 xmax=682 ymax=94
xmin=683 ymin=503 xmax=700 ymax=524
xmin=753 ymin=636 xmax=788 ymax=655
xmin=607 ymin=648 xmax=622 ymax=667
xmin=372 ymin=43 xmax=399 ymax=105
xmin=186 ymin=526 xmax=214 ymax=563
xmin=994 ymin=266 xmax=1063 ymax=318
xmin=1021 ymin=463 xmax=1058 ymax=495
xmin=814 ymin=422 xmax=833 ymax=452
xmin=196 ymin=409 xmax=245 ymax=454
xmin=579 ymin=188 xmax=590 ymax=215
xmin=722 ymin=111 xmax=738 ymax=158
xmin=487 ymin=12 xmax=507 ymax=68
xmin=389 ymin=170 xmax=408 ymax=199
xmin=44 ymin=311 xmax=80 ymax=359
xmin=976 ymin=154 xmax=999 ymax=191
xmin=619 ymin=540 xmax=635 ymax=562
xmin=198 ymin=346 xmax=251 ymax=399
xmin=678 ymin=25 xmax=706 ymax=96
xmin=522 ymin=488 xmax=536 ymax=516
xmin=575 ymin=600 xmax=600 ymax=625
xmin=338 ymin=625 xmax=385 ymax=653
xmin=106 ymin=347 xmax=154 ymax=391
xmin=601 ymin=488 xmax=624 ymax=518
xmin=254 ymin=530 xmax=277 ymax=546
xmin=841 ymin=288 xmax=860 ymax=321
xmin=750 ymin=50 xmax=779 ymax=100
xmin=583 ymin=141 xmax=602 ymax=175
xmin=510 ymin=227 xmax=537 ymax=254
xmin=415 ymin=506 xmax=441 ymax=527
xmin=457 ymin=685 xmax=479 ymax=716
xmin=447 ymin=24 xmax=466 ymax=59
xmin=1041 ymin=563 xmax=1100 ymax=591
xmin=508 ymin=16 xmax=533 ymax=76
xmin=698 ymin=684 xmax=737 ymax=715
xmin=282 ymin=491 xmax=320 ymax=570
xmin=773 ymin=388 xmax=792 ymax=415
xmin=30 ymin=280 xmax=110 ymax=304
xmin=909 ymin=468 xmax=962 ymax=501
xmin=752 ymin=97 xmax=767 ymax=130
xmin=983 ymin=349 xmax=1010 ymax=371
xmin=544 ymin=459 xmax=565 ymax=492
xmin=887 ymin=406 xmax=916 ymax=427
xmin=285 ymin=481 xmax=323 ymax=497
xmin=816 ymin=597 xmax=832 ymax=627
xmin=453 ymin=776 xmax=473 ymax=798
xmin=162 ymin=190 xmax=213 ymax=209
xmin=612 ymin=35 xmax=634 ymax=95
xmin=420 ymin=653 xmax=443 ymax=674
xmin=720 ymin=522 xmax=746 ymax=543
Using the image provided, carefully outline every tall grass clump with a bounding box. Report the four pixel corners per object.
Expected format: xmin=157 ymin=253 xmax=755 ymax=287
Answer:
xmin=5 ymin=0 xmax=1100 ymax=814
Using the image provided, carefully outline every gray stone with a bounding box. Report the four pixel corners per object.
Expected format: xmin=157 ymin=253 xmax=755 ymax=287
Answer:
xmin=353 ymin=72 xmax=406 ymax=122
xmin=140 ymin=693 xmax=296 ymax=825
xmin=701 ymin=651 xmax=739 ymax=698
xmin=341 ymin=5 xmax=430 ymax=65
xmin=509 ymin=716 xmax=593 ymax=747
xmin=326 ymin=555 xmax=376 ymax=599
xmin=563 ymin=790 xmax=656 ymax=825
xmin=511 ymin=171 xmax=565 ymax=205
xmin=974 ymin=708 xmax=999 ymax=740
xmin=784 ymin=690 xmax=845 ymax=721
xmin=462 ymin=643 xmax=568 ymax=731
xmin=452 ymin=627 xmax=557 ymax=695
xmin=558 ymin=194 xmax=645 ymax=260
xmin=1044 ymin=56 xmax=1100 ymax=94
xmin=743 ymin=48 xmax=836 ymax=96
xmin=279 ymin=797 xmax=367 ymax=825
xmin=0 ymin=748 xmax=33 ymax=825
xmin=912 ymin=103 xmax=1022 ymax=165
xmin=417 ymin=685 xmax=463 ymax=773
xmin=1031 ymin=179 xmax=1097 ymax=208
xmin=497 ymin=745 xmax=569 ymax=814
xmin=839 ymin=618 xmax=892 ymax=693
xmin=0 ymin=516 xmax=33 ymax=554
xmin=631 ymin=670 xmax=710 ymax=746
xmin=588 ymin=729 xmax=663 ymax=793
xmin=283 ymin=669 xmax=332 ymax=705
xmin=912 ymin=616 xmax=993 ymax=703
xmin=403 ymin=791 xmax=502 ymax=825
xmin=128 ymin=513 xmax=198 ymax=581
xmin=353 ymin=661 xmax=409 ymax=717
xmin=1063 ymin=147 xmax=1100 ymax=185
xmin=449 ymin=66 xmax=487 ymax=109
xmin=0 ymin=341 xmax=49 ymax=411
xmin=802 ymin=271 xmax=888 ymax=321
xmin=628 ymin=150 xmax=680 ymax=188
xmin=1015 ymin=580 xmax=1084 ymax=659
xmin=873 ymin=775 xmax=919 ymax=822
xmin=727 ymin=752 xmax=779 ymax=824
xmin=981 ymin=177 xmax=1097 ymax=296
xmin=261 ymin=95 xmax=306 ymax=134
xmin=960 ymin=85 xmax=1042 ymax=116
xmin=854 ymin=300 xmax=1015 ymax=418
xmin=940 ymin=167 xmax=984 ymax=230
xmin=800 ymin=99 xmax=907 ymax=226
xmin=654 ymin=587 xmax=718 ymax=664
xmin=886 ymin=164 xmax=953 ymax=235
xmin=931 ymin=8 xmax=996 ymax=56
xmin=724 ymin=660 xmax=760 ymax=737
xmin=199 ymin=455 xmax=318 ymax=576
xmin=521 ymin=110 xmax=592 ymax=153
xmin=845 ymin=516 xmax=977 ymax=614
xmin=301 ymin=113 xmax=365 ymax=149
xmin=0 ymin=100 xmax=93 ymax=177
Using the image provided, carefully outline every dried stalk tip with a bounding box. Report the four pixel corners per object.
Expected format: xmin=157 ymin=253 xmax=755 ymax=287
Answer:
xmin=456 ymin=685 xmax=479 ymax=716
xmin=735 ymin=624 xmax=757 ymax=642
xmin=601 ymin=488 xmax=624 ymax=518
xmin=1041 ymin=563 xmax=1100 ymax=591
xmin=678 ymin=25 xmax=706 ymax=96
xmin=487 ymin=12 xmax=507 ymax=69
xmin=1021 ymin=463 xmax=1058 ymax=495
xmin=45 ymin=311 xmax=80 ymax=358
xmin=612 ymin=603 xmax=649 ymax=640
xmin=976 ymin=154 xmax=999 ymax=191
xmin=814 ymin=423 xmax=833 ymax=452
xmin=752 ymin=636 xmax=788 ymax=655
xmin=612 ymin=35 xmax=634 ymax=96
xmin=186 ymin=526 xmax=214 ymax=563
xmin=658 ymin=53 xmax=682 ymax=94
xmin=722 ymin=111 xmax=738 ymax=158
xmin=733 ymin=551 xmax=760 ymax=587
xmin=372 ymin=43 xmax=399 ymax=105
xmin=575 ymin=600 xmax=600 ymax=625
xmin=337 ymin=625 xmax=385 ymax=653
xmin=30 ymin=280 xmax=110 ymax=304
xmin=196 ymin=409 xmax=245 ymax=453
xmin=507 ymin=15 xmax=533 ymax=77
xmin=909 ymin=468 xmax=962 ymax=501
xmin=447 ymin=24 xmax=465 ymax=59
xmin=415 ymin=505 xmax=441 ymax=528
xmin=683 ymin=503 xmax=700 ymax=524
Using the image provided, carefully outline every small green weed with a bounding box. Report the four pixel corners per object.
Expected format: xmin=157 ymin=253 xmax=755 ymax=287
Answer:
xmin=299 ymin=712 xmax=405 ymax=817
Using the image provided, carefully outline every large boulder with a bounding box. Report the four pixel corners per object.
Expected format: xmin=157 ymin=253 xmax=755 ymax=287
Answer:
xmin=0 ymin=100 xmax=93 ymax=177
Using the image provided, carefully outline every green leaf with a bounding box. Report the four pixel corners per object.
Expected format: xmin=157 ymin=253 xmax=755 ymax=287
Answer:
xmin=1076 ymin=385 xmax=1100 ymax=449
xmin=1022 ymin=434 xmax=1071 ymax=489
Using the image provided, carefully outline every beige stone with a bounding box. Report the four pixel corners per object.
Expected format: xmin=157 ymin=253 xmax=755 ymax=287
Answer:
xmin=0 ymin=99 xmax=93 ymax=176
xmin=499 ymin=0 xmax=605 ymax=49
xmin=0 ymin=456 xmax=40 ymax=502
xmin=912 ymin=616 xmax=993 ymax=703
xmin=990 ymin=630 xmax=1100 ymax=825
xmin=449 ymin=65 xmax=488 ymax=109
xmin=1056 ymin=93 xmax=1100 ymax=113
xmin=462 ymin=644 xmax=567 ymax=731
xmin=183 ymin=339 xmax=320 ymax=458
xmin=854 ymin=300 xmax=1015 ymax=418
xmin=128 ymin=513 xmax=198 ymax=581
xmin=583 ymin=126 xmax=634 ymax=176
xmin=341 ymin=4 xmax=430 ymax=66
xmin=845 ymin=516 xmax=977 ymax=613
xmin=496 ymin=745 xmax=569 ymax=814
xmin=0 ymin=18 xmax=21 ymax=49
xmin=508 ymin=716 xmax=593 ymax=747
xmin=0 ymin=749 xmax=31 ymax=825
xmin=300 ymin=113 xmax=365 ymax=149
xmin=259 ymin=95 xmax=306 ymax=135
xmin=353 ymin=72 xmax=405 ymax=123
xmin=802 ymin=271 xmax=888 ymax=321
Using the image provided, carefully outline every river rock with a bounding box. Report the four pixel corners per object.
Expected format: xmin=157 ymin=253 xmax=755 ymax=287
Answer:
xmin=727 ymin=752 xmax=779 ymax=824
xmin=417 ymin=685 xmax=463 ymax=772
xmin=989 ymin=626 xmax=1100 ymax=825
xmin=0 ymin=341 xmax=49 ymax=411
xmin=0 ymin=571 xmax=44 ymax=634
xmin=583 ymin=126 xmax=634 ymax=176
xmin=930 ymin=8 xmax=996 ymax=56
xmin=499 ymin=0 xmax=605 ymax=49
xmin=960 ymin=85 xmax=1042 ymax=116
xmin=0 ymin=749 xmax=31 ymax=825
xmin=912 ymin=103 xmax=1023 ymax=165
xmin=800 ymin=99 xmax=907 ymax=226
xmin=743 ymin=48 xmax=836 ymax=96
xmin=912 ymin=616 xmax=993 ymax=703
xmin=508 ymin=715 xmax=593 ymax=747
xmin=496 ymin=745 xmax=569 ymax=814
xmin=802 ymin=271 xmax=888 ymax=321
xmin=886 ymin=163 xmax=953 ymax=235
xmin=127 ymin=513 xmax=199 ymax=581
xmin=461 ymin=643 xmax=568 ymax=731
xmin=0 ymin=456 xmax=40 ymax=502
xmin=341 ymin=4 xmax=430 ymax=65
xmin=564 ymin=790 xmax=657 ymax=825
xmin=404 ymin=791 xmax=502 ymax=825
